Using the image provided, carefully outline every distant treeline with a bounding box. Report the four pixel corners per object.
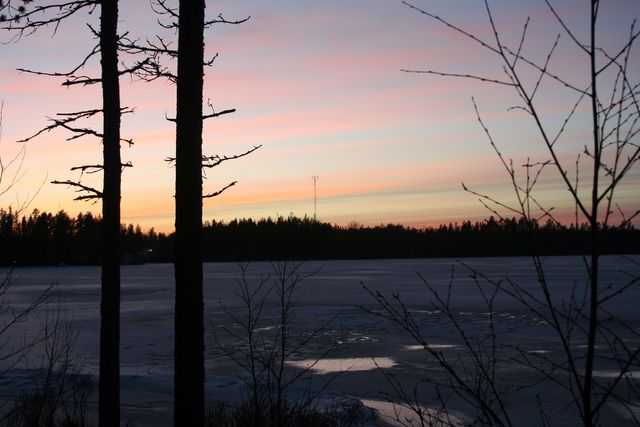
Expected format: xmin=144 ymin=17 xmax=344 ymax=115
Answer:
xmin=0 ymin=209 xmax=167 ymax=266
xmin=1 ymin=208 xmax=638 ymax=266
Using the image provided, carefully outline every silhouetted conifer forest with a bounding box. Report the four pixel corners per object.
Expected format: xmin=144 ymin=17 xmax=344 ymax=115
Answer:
xmin=1 ymin=208 xmax=638 ymax=266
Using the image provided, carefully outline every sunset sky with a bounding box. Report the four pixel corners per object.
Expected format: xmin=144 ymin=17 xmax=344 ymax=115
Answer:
xmin=1 ymin=0 xmax=638 ymax=232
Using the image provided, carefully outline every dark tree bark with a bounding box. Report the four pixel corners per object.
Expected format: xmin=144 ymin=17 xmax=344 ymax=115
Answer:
xmin=174 ymin=1 xmax=205 ymax=426
xmin=116 ymin=3 xmax=249 ymax=424
xmin=99 ymin=1 xmax=121 ymax=426
xmin=1 ymin=2 xmax=125 ymax=425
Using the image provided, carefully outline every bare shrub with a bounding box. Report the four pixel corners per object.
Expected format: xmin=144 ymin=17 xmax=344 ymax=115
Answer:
xmin=2 ymin=297 xmax=92 ymax=427
xmin=365 ymin=1 xmax=640 ymax=426
xmin=210 ymin=262 xmax=373 ymax=427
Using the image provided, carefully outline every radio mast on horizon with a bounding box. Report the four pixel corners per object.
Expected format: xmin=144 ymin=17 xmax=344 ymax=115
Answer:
xmin=312 ymin=175 xmax=319 ymax=221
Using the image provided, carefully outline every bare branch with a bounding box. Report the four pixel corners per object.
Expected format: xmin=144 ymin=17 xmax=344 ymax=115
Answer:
xmin=502 ymin=45 xmax=591 ymax=97
xmin=18 ymin=107 xmax=135 ymax=146
xmin=151 ymin=0 xmax=178 ymax=21
xmin=511 ymin=17 xmax=530 ymax=70
xmin=118 ymin=34 xmax=177 ymax=58
xmin=402 ymin=1 xmax=500 ymax=55
xmin=0 ymin=1 xmax=98 ymax=40
xmin=203 ymin=107 xmax=236 ymax=120
xmin=203 ymin=145 xmax=261 ymax=169
xmin=530 ymin=34 xmax=560 ymax=101
xmin=70 ymin=164 xmax=102 ymax=174
xmin=0 ymin=144 xmax=26 ymax=199
xmin=16 ymin=41 xmax=100 ymax=85
xmin=595 ymin=20 xmax=640 ymax=76
xmin=51 ymin=179 xmax=102 ymax=201
xmin=203 ymin=181 xmax=236 ymax=199
xmin=401 ymin=69 xmax=514 ymax=87
xmin=462 ymin=182 xmax=522 ymax=217
xmin=205 ymin=13 xmax=250 ymax=27
xmin=542 ymin=0 xmax=590 ymax=53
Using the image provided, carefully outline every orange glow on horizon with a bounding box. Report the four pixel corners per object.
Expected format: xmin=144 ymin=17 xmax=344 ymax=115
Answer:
xmin=1 ymin=1 xmax=638 ymax=235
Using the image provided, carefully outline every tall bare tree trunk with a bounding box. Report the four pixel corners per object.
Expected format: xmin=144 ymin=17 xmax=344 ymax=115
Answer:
xmin=174 ymin=1 xmax=205 ymax=426
xmin=582 ymin=4 xmax=600 ymax=426
xmin=99 ymin=1 xmax=121 ymax=425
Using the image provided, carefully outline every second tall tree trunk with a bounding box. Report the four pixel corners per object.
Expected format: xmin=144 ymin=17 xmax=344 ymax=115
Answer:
xmin=174 ymin=2 xmax=206 ymax=426
xmin=99 ymin=0 xmax=122 ymax=426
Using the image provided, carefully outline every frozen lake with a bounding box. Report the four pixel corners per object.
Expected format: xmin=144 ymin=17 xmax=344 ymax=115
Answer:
xmin=2 ymin=255 xmax=640 ymax=426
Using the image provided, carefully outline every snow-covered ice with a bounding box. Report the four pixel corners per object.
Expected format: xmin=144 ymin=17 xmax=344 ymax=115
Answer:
xmin=1 ymin=255 xmax=639 ymax=426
